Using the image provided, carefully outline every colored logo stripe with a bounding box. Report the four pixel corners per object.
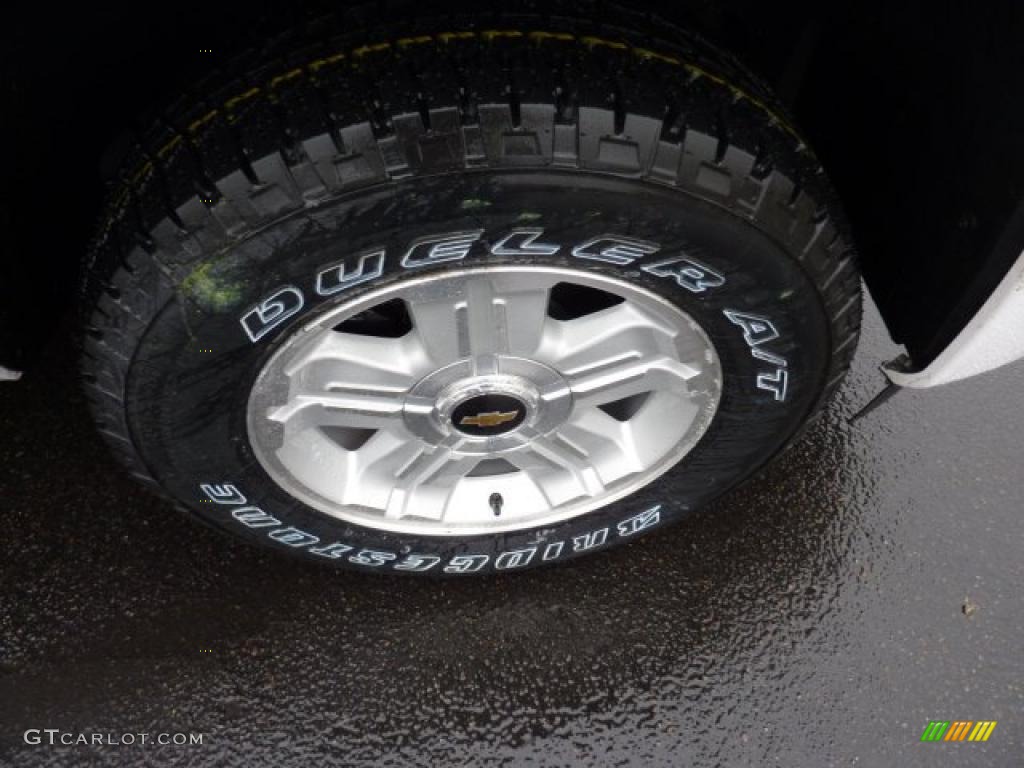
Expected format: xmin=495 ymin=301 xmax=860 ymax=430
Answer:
xmin=921 ymin=720 xmax=996 ymax=742
xmin=944 ymin=721 xmax=972 ymax=741
xmin=969 ymin=721 xmax=997 ymax=742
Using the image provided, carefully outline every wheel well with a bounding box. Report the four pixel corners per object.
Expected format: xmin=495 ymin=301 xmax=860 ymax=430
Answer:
xmin=3 ymin=0 xmax=1022 ymax=370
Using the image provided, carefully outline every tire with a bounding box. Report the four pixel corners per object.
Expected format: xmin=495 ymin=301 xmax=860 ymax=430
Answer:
xmin=80 ymin=5 xmax=861 ymax=576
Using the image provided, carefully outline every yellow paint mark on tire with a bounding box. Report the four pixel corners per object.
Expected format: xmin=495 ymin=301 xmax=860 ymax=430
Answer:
xmin=224 ymin=87 xmax=260 ymax=110
xmin=481 ymin=29 xmax=524 ymax=41
xmin=269 ymin=68 xmax=303 ymax=88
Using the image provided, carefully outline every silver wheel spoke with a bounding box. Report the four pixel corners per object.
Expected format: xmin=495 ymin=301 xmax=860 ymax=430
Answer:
xmin=267 ymin=332 xmax=422 ymax=433
xmin=541 ymin=303 xmax=701 ymax=407
xmin=407 ymin=274 xmax=552 ymax=368
xmin=284 ymin=331 xmax=426 ymax=385
xmin=463 ymin=276 xmax=505 ymax=356
xmin=248 ymin=266 xmax=722 ymax=536
xmin=556 ymin=407 xmax=645 ymax=483
xmin=489 ymin=277 xmax=551 ymax=357
xmin=267 ymin=390 xmax=406 ymax=432
xmin=405 ymin=291 xmax=469 ymax=366
xmin=567 ymin=354 xmax=700 ymax=408
xmin=342 ymin=429 xmax=422 ymax=505
xmin=508 ymin=434 xmax=605 ymax=504
xmin=383 ymin=446 xmax=478 ymax=521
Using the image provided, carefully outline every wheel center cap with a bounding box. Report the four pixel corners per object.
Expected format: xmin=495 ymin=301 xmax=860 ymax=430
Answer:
xmin=451 ymin=393 xmax=528 ymax=436
xmin=401 ymin=356 xmax=573 ymax=454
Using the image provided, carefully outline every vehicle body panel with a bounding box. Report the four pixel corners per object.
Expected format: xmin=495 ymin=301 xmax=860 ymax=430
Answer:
xmin=885 ymin=244 xmax=1024 ymax=387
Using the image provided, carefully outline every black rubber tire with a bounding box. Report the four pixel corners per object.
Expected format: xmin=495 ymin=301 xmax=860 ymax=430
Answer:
xmin=80 ymin=6 xmax=861 ymax=576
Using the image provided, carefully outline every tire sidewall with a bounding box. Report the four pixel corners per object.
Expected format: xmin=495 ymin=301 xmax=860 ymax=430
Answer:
xmin=126 ymin=170 xmax=830 ymax=575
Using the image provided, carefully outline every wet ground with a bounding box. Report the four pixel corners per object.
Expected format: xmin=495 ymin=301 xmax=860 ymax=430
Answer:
xmin=0 ymin=298 xmax=1021 ymax=767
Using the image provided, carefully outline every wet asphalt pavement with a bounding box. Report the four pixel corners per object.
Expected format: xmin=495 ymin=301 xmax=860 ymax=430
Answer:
xmin=1 ymin=297 xmax=1022 ymax=767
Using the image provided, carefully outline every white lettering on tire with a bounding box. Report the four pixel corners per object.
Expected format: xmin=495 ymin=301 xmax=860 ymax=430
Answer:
xmin=444 ymin=554 xmax=490 ymax=574
xmin=756 ymin=368 xmax=789 ymax=402
xmin=309 ymin=542 xmax=354 ymax=559
xmin=315 ymin=249 xmax=385 ymax=296
xmin=572 ymin=528 xmax=609 ymax=552
xmin=724 ymin=309 xmax=790 ymax=401
xmin=571 ymin=235 xmax=660 ymax=265
xmin=198 ymin=484 xmax=665 ymax=573
xmin=489 ymin=228 xmax=561 ymax=256
xmin=494 ymin=547 xmax=537 ymax=570
xmin=239 ymin=286 xmax=304 ymax=342
xmin=542 ymin=541 xmax=565 ymax=561
xmin=401 ymin=230 xmax=484 ymax=267
xmin=722 ymin=310 xmax=781 ymax=346
xmin=268 ymin=527 xmax=320 ymax=547
xmin=238 ymin=229 xmax=722 ymax=345
xmin=641 ymin=255 xmax=725 ymax=294
xmin=231 ymin=507 xmax=281 ymax=528
xmin=394 ymin=554 xmax=442 ymax=572
xmin=617 ymin=505 xmax=662 ymax=536
xmin=348 ymin=549 xmax=398 ymax=567
xmin=200 ymin=483 xmax=246 ymax=505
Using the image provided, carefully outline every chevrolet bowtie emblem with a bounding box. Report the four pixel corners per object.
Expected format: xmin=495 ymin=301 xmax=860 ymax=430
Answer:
xmin=459 ymin=410 xmax=520 ymax=428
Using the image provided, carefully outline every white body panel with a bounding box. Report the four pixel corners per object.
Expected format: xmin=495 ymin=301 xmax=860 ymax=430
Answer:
xmin=885 ymin=248 xmax=1024 ymax=388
